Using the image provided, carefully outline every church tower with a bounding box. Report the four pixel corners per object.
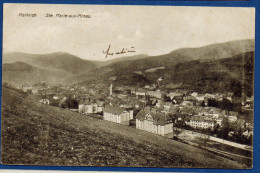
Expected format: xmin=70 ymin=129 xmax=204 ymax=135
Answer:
xmin=109 ymin=83 xmax=113 ymax=96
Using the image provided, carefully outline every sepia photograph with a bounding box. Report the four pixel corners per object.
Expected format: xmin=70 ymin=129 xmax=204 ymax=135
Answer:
xmin=1 ymin=4 xmax=255 ymax=169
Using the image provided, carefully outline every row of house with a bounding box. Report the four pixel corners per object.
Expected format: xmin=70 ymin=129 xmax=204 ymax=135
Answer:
xmin=102 ymin=104 xmax=173 ymax=136
xmin=102 ymin=103 xmax=225 ymax=135
xmin=133 ymin=89 xmax=164 ymax=99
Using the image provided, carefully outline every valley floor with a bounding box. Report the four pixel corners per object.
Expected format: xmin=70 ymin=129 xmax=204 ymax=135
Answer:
xmin=1 ymin=87 xmax=247 ymax=168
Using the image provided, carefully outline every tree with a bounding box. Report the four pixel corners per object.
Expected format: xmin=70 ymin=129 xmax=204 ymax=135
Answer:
xmin=248 ymin=134 xmax=253 ymax=146
xmin=208 ymin=98 xmax=220 ymax=108
xmin=231 ymin=81 xmax=242 ymax=98
xmin=221 ymin=98 xmax=233 ymax=113
xmin=68 ymin=99 xmax=78 ymax=109
xmin=172 ymin=114 xmax=179 ymax=123
xmin=233 ymin=127 xmax=243 ymax=143
xmin=60 ymin=97 xmax=78 ymax=109
xmin=164 ymin=95 xmax=172 ymax=102
xmin=198 ymin=134 xmax=210 ymax=149
xmin=146 ymin=98 xmax=154 ymax=106
xmin=201 ymin=100 xmax=206 ymax=107
xmin=219 ymin=117 xmax=230 ymax=140
xmin=212 ymin=123 xmax=220 ymax=135
xmin=173 ymin=127 xmax=183 ymax=140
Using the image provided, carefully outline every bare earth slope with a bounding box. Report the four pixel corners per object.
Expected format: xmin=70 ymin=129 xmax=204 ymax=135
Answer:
xmin=1 ymin=87 xmax=245 ymax=168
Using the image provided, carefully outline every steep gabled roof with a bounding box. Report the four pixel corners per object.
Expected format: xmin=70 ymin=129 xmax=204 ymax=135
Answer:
xmin=136 ymin=110 xmax=172 ymax=125
xmin=96 ymin=100 xmax=104 ymax=106
xmin=136 ymin=110 xmax=150 ymax=120
xmin=190 ymin=116 xmax=214 ymax=123
xmin=103 ymin=105 xmax=126 ymax=115
xmin=156 ymin=113 xmax=172 ymax=125
xmin=136 ymin=89 xmax=146 ymax=93
xmin=79 ymin=99 xmax=92 ymax=105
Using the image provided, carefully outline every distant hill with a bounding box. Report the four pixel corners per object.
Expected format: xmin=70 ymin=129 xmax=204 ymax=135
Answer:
xmin=72 ymin=40 xmax=254 ymax=93
xmin=169 ymin=51 xmax=254 ymax=96
xmin=76 ymin=51 xmax=254 ymax=97
xmin=2 ymin=39 xmax=255 ymax=89
xmin=2 ymin=62 xmax=70 ymax=86
xmin=105 ymin=39 xmax=254 ymax=73
xmin=3 ymin=52 xmax=36 ymax=64
xmin=170 ymin=39 xmax=254 ymax=61
xmin=96 ymin=54 xmax=149 ymax=67
xmin=3 ymin=52 xmax=97 ymax=74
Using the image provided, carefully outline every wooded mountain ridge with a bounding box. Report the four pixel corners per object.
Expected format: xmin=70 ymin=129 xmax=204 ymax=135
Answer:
xmin=2 ymin=39 xmax=254 ymax=96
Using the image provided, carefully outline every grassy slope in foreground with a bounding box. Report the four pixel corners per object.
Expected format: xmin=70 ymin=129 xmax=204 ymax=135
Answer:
xmin=1 ymin=87 xmax=246 ymax=168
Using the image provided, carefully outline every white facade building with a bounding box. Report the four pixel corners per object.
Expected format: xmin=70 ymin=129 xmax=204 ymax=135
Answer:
xmin=103 ymin=105 xmax=133 ymax=124
xmin=136 ymin=110 xmax=173 ymax=136
xmin=189 ymin=116 xmax=214 ymax=130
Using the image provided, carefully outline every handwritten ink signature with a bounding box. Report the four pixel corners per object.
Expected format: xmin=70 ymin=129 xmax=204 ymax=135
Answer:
xmin=103 ymin=44 xmax=136 ymax=59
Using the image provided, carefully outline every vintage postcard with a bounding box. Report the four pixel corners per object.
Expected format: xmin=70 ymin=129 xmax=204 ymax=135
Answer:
xmin=1 ymin=3 xmax=255 ymax=169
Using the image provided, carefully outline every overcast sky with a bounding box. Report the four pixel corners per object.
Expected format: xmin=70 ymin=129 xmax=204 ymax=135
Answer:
xmin=3 ymin=4 xmax=255 ymax=61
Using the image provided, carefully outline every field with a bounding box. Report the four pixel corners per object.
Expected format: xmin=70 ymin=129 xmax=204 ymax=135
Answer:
xmin=1 ymin=87 xmax=246 ymax=168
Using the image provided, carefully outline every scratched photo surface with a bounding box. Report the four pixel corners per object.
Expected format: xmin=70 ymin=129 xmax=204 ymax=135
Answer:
xmin=2 ymin=4 xmax=255 ymax=169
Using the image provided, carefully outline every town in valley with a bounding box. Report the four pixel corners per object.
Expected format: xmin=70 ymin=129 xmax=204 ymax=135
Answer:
xmin=4 ymin=73 xmax=253 ymax=144
xmin=2 ymin=48 xmax=254 ymax=167
xmin=2 ymin=4 xmax=255 ymax=169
